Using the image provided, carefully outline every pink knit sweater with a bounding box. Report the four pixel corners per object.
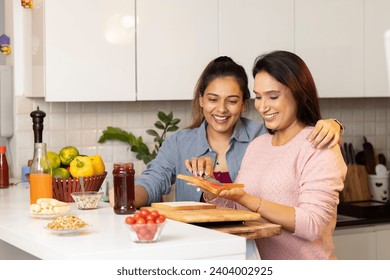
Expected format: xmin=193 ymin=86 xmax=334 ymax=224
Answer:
xmin=228 ymin=127 xmax=346 ymax=259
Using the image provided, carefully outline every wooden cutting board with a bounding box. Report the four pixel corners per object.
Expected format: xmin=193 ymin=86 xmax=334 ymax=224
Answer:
xmin=341 ymin=165 xmax=372 ymax=202
xmin=151 ymin=201 xmax=217 ymax=211
xmin=204 ymin=221 xmax=281 ymax=239
xmin=142 ymin=206 xmax=261 ymax=223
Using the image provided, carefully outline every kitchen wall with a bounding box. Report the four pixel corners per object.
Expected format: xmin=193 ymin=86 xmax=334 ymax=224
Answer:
xmin=10 ymin=95 xmax=390 ymax=182
xmin=0 ymin=0 xmax=5 ymax=65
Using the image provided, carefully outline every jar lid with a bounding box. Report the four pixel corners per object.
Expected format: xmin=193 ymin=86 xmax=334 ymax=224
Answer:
xmin=113 ymin=162 xmax=134 ymax=168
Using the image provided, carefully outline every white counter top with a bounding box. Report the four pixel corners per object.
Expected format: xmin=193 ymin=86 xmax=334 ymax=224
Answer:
xmin=0 ymin=184 xmax=246 ymax=260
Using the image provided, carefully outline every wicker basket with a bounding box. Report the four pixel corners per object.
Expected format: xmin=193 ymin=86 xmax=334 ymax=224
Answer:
xmin=52 ymin=172 xmax=107 ymax=202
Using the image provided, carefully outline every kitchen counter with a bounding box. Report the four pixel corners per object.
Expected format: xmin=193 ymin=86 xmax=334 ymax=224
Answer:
xmin=0 ymin=185 xmax=247 ymax=260
xmin=336 ymin=215 xmax=390 ymax=228
xmin=337 ymin=201 xmax=390 ymax=228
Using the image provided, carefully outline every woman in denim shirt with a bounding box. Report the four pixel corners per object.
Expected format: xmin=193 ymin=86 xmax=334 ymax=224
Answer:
xmin=111 ymin=56 xmax=342 ymax=207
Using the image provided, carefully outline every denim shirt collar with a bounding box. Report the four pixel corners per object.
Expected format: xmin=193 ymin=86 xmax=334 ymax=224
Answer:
xmin=195 ymin=118 xmax=251 ymax=157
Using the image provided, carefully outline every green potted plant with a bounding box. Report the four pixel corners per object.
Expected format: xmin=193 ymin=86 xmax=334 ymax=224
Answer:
xmin=98 ymin=111 xmax=180 ymax=164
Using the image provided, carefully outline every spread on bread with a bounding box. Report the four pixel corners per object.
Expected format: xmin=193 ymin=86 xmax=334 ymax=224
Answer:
xmin=177 ymin=174 xmax=244 ymax=195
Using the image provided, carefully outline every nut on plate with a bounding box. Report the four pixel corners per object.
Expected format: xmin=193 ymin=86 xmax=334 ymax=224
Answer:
xmin=71 ymin=191 xmax=103 ymax=210
xmin=47 ymin=215 xmax=88 ymax=230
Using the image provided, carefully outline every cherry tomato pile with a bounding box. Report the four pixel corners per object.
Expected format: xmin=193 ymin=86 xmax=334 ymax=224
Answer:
xmin=125 ymin=209 xmax=166 ymax=241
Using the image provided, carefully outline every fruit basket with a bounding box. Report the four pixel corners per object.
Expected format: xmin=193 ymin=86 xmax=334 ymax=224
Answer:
xmin=52 ymin=172 xmax=107 ymax=202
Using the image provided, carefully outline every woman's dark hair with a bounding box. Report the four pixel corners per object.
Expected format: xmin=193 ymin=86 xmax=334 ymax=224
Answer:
xmin=188 ymin=56 xmax=250 ymax=129
xmin=252 ymin=50 xmax=321 ymax=129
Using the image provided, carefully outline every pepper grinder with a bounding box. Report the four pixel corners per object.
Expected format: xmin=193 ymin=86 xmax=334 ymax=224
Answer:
xmin=30 ymin=106 xmax=46 ymax=143
xmin=29 ymin=106 xmax=52 ymax=204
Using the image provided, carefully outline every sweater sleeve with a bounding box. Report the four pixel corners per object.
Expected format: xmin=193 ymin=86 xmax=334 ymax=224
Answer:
xmin=294 ymin=144 xmax=347 ymax=240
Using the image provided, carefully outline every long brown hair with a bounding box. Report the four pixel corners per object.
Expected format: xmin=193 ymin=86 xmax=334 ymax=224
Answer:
xmin=188 ymin=56 xmax=251 ymax=129
xmin=252 ymin=50 xmax=321 ymax=129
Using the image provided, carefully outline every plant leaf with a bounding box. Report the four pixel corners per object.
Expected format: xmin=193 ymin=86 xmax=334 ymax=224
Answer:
xmin=98 ymin=111 xmax=181 ymax=165
xmin=146 ymin=129 xmax=159 ymax=137
xmin=158 ymin=111 xmax=171 ymax=123
xmin=98 ymin=127 xmax=133 ymax=145
xmin=154 ymin=121 xmax=165 ymax=130
xmin=170 ymin=118 xmax=181 ymax=126
xmin=167 ymin=126 xmax=179 ymax=132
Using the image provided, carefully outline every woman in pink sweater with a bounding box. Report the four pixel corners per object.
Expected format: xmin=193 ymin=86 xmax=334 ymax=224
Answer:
xmin=209 ymin=51 xmax=347 ymax=259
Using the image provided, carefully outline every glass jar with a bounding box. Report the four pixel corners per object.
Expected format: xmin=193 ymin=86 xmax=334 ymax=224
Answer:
xmin=30 ymin=143 xmax=52 ymax=204
xmin=113 ymin=162 xmax=135 ymax=214
xmin=0 ymin=145 xmax=9 ymax=188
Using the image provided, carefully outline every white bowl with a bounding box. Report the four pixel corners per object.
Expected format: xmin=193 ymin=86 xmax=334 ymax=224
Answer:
xmin=71 ymin=191 xmax=103 ymax=210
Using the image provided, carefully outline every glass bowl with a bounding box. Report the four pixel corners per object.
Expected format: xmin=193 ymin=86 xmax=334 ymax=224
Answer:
xmin=71 ymin=191 xmax=103 ymax=210
xmin=127 ymin=221 xmax=166 ymax=243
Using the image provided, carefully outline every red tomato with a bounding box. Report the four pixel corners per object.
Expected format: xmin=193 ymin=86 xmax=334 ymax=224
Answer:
xmin=133 ymin=212 xmax=142 ymax=220
xmin=138 ymin=227 xmax=149 ymax=237
xmin=125 ymin=216 xmax=136 ymax=225
xmin=146 ymin=219 xmax=155 ymax=224
xmin=142 ymin=233 xmax=154 ymax=241
xmin=136 ymin=217 xmax=146 ymax=224
xmin=145 ymin=214 xmax=155 ymax=222
xmin=155 ymin=215 xmax=166 ymax=224
xmin=150 ymin=210 xmax=160 ymax=218
xmin=140 ymin=209 xmax=150 ymax=217
xmin=132 ymin=224 xmax=141 ymax=234
xmin=147 ymin=225 xmax=157 ymax=236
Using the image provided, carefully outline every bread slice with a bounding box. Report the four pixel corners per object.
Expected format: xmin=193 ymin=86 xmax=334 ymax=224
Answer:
xmin=177 ymin=174 xmax=244 ymax=195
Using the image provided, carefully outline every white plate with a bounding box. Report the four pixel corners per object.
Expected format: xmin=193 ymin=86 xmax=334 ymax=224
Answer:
xmin=26 ymin=210 xmax=71 ymax=219
xmin=44 ymin=224 xmax=91 ymax=235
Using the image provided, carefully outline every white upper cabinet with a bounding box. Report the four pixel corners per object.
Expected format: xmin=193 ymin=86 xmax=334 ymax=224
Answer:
xmin=28 ymin=0 xmax=390 ymax=101
xmin=295 ymin=0 xmax=365 ymax=98
xmin=219 ymin=0 xmax=294 ymax=93
xmin=364 ymin=0 xmax=390 ymax=97
xmin=32 ymin=0 xmax=136 ymax=101
xmin=136 ymin=0 xmax=218 ymax=100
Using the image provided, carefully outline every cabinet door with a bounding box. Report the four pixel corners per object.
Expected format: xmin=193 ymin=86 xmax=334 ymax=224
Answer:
xmin=295 ymin=0 xmax=364 ymax=98
xmin=33 ymin=0 xmax=136 ymax=101
xmin=375 ymin=225 xmax=390 ymax=259
xmin=219 ymin=0 xmax=294 ymax=93
xmin=365 ymin=0 xmax=390 ymax=97
xmin=333 ymin=227 xmax=377 ymax=260
xmin=136 ymin=0 xmax=218 ymax=100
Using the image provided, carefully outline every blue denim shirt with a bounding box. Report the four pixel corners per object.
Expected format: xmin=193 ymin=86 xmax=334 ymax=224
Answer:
xmin=135 ymin=117 xmax=267 ymax=205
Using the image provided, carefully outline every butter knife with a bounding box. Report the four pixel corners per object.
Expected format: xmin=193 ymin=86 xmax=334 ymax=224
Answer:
xmin=201 ymin=174 xmax=222 ymax=185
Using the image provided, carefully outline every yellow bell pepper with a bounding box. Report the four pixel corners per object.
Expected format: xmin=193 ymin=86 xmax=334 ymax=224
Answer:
xmin=89 ymin=154 xmax=105 ymax=175
xmin=69 ymin=156 xmax=94 ymax=178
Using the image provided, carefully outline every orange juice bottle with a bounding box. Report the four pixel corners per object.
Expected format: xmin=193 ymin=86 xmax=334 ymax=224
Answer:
xmin=29 ymin=143 xmax=52 ymax=204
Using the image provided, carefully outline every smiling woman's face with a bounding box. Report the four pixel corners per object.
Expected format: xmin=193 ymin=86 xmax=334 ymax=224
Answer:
xmin=199 ymin=76 xmax=245 ymax=137
xmin=253 ymin=71 xmax=298 ymax=133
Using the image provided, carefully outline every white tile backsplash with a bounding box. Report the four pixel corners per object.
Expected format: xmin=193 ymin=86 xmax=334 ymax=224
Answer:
xmin=8 ymin=96 xmax=390 ymax=179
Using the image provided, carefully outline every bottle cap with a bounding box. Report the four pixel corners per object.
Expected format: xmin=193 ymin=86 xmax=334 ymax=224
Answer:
xmin=30 ymin=106 xmax=46 ymax=143
xmin=0 ymin=146 xmax=6 ymax=153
